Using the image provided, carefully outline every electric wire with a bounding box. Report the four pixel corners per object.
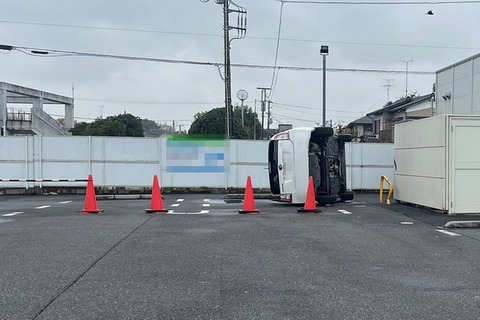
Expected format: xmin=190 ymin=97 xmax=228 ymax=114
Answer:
xmin=279 ymin=0 xmax=480 ymax=5
xmin=4 ymin=44 xmax=435 ymax=75
xmin=1 ymin=19 xmax=478 ymax=51
xmin=267 ymin=1 xmax=285 ymax=99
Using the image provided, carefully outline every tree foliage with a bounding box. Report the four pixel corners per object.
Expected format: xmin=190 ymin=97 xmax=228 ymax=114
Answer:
xmin=188 ymin=105 xmax=262 ymax=139
xmin=142 ymin=119 xmax=174 ymax=137
xmin=70 ymin=113 xmax=144 ymax=137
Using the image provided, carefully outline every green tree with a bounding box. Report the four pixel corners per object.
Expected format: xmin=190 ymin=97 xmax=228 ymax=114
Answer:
xmin=142 ymin=119 xmax=173 ymax=137
xmin=188 ymin=105 xmax=261 ymax=139
xmin=70 ymin=113 xmax=144 ymax=137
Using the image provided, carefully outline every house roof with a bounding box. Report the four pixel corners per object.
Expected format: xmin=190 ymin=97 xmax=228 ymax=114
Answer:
xmin=367 ymin=94 xmax=432 ymax=116
xmin=346 ymin=116 xmax=373 ymax=128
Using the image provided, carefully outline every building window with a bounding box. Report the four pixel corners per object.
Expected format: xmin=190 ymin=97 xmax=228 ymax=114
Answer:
xmin=374 ymin=119 xmax=380 ymax=134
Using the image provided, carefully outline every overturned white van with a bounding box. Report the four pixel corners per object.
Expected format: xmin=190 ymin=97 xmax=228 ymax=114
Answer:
xmin=268 ymin=127 xmax=354 ymax=205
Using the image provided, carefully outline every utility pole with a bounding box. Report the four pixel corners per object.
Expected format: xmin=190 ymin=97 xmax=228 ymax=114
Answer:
xmin=400 ymin=59 xmax=413 ymax=97
xmin=267 ymin=100 xmax=272 ymax=133
xmin=382 ymin=79 xmax=394 ymax=103
xmin=200 ymin=0 xmax=246 ymax=139
xmin=320 ymin=46 xmax=329 ymax=127
xmin=257 ymin=87 xmax=271 ymax=140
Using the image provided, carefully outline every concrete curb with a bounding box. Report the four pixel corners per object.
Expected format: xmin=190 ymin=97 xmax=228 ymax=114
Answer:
xmin=224 ymin=193 xmax=275 ymax=204
xmin=444 ymin=220 xmax=480 ymax=228
xmin=96 ymin=195 xmax=152 ymax=201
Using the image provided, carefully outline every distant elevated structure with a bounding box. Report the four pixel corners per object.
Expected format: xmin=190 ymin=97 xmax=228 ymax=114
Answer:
xmin=0 ymin=82 xmax=73 ymax=136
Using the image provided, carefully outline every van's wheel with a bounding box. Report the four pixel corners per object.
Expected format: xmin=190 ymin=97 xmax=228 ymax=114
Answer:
xmin=340 ymin=191 xmax=354 ymax=201
xmin=313 ymin=127 xmax=334 ymax=137
xmin=337 ymin=134 xmax=353 ymax=142
xmin=317 ymin=195 xmax=338 ymax=205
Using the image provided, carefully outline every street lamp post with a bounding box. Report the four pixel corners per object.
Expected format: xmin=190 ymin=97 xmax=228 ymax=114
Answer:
xmin=320 ymin=45 xmax=329 ymax=127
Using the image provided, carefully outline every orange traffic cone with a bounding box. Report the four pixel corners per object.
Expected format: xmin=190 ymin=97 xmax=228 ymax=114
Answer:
xmin=145 ymin=175 xmax=168 ymax=214
xmin=239 ymin=176 xmax=260 ymax=214
xmin=78 ymin=174 xmax=103 ymax=214
xmin=297 ymin=176 xmax=321 ymax=213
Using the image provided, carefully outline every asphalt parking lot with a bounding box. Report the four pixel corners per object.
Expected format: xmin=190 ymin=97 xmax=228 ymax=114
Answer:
xmin=1 ymin=193 xmax=480 ymax=320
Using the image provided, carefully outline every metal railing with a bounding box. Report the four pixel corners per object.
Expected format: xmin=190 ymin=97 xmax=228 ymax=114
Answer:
xmin=7 ymin=109 xmax=32 ymax=121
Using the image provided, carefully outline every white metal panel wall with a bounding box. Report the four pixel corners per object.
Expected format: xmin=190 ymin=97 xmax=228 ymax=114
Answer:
xmin=473 ymin=58 xmax=480 ymax=114
xmin=345 ymin=142 xmax=394 ymax=190
xmin=394 ymin=115 xmax=448 ymax=210
xmin=436 ymin=56 xmax=480 ymax=116
xmin=436 ymin=68 xmax=453 ymax=115
xmin=449 ymin=118 xmax=480 ymax=213
xmin=1 ymin=136 xmax=387 ymax=190
xmin=230 ymin=140 xmax=269 ymax=189
xmin=0 ymin=137 xmax=30 ymax=188
xmin=102 ymin=137 xmax=160 ymax=186
xmin=36 ymin=136 xmax=91 ymax=187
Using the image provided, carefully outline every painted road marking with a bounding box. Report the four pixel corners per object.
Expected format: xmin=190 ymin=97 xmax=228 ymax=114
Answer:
xmin=35 ymin=205 xmax=51 ymax=209
xmin=59 ymin=201 xmax=72 ymax=204
xmin=2 ymin=212 xmax=23 ymax=217
xmin=202 ymin=203 xmax=210 ymax=207
xmin=204 ymin=199 xmax=210 ymax=202
xmin=436 ymin=229 xmax=460 ymax=237
xmin=190 ymin=210 xmax=210 ymax=214
xmin=338 ymin=209 xmax=352 ymax=215
xmin=167 ymin=210 xmax=209 ymax=215
xmin=171 ymin=203 xmax=180 ymax=207
xmin=401 ymin=222 xmax=414 ymax=225
xmin=177 ymin=199 xmax=184 ymax=202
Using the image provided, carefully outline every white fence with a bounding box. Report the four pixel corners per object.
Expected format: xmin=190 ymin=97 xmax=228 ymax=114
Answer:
xmin=0 ymin=136 xmax=394 ymax=190
xmin=345 ymin=143 xmax=395 ymax=190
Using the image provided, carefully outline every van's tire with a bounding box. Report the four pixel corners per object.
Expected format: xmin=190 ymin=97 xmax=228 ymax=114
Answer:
xmin=340 ymin=191 xmax=354 ymax=201
xmin=337 ymin=134 xmax=353 ymax=142
xmin=313 ymin=127 xmax=334 ymax=137
xmin=317 ymin=195 xmax=338 ymax=205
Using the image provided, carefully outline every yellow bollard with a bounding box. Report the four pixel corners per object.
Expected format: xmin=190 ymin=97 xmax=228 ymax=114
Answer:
xmin=380 ymin=175 xmax=394 ymax=205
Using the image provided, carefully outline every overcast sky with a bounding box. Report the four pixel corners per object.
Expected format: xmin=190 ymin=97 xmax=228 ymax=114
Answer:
xmin=1 ymin=0 xmax=480 ymax=130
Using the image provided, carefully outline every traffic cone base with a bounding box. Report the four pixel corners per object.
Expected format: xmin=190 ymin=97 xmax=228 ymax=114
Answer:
xmin=297 ymin=176 xmax=322 ymax=214
xmin=145 ymin=175 xmax=168 ymax=214
xmin=145 ymin=208 xmax=169 ymax=214
xmin=239 ymin=176 xmax=260 ymax=215
xmin=78 ymin=208 xmax=104 ymax=214
xmin=297 ymin=207 xmax=322 ymax=214
xmin=79 ymin=174 xmax=103 ymax=214
xmin=239 ymin=208 xmax=260 ymax=215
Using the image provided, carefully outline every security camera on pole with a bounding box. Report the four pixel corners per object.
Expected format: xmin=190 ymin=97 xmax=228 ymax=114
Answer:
xmin=237 ymin=89 xmax=248 ymax=126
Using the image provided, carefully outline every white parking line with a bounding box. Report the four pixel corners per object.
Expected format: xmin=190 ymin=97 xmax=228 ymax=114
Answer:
xmin=35 ymin=205 xmax=51 ymax=209
xmin=401 ymin=222 xmax=414 ymax=225
xmin=171 ymin=203 xmax=180 ymax=207
xmin=2 ymin=212 xmax=23 ymax=217
xmin=202 ymin=204 xmax=210 ymax=207
xmin=436 ymin=229 xmax=460 ymax=237
xmin=59 ymin=201 xmax=72 ymax=204
xmin=167 ymin=210 xmax=209 ymax=215
xmin=338 ymin=209 xmax=352 ymax=215
xmin=177 ymin=199 xmax=184 ymax=202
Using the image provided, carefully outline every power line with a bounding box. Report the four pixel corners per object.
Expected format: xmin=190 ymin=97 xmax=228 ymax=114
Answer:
xmin=76 ymin=97 xmax=225 ymax=105
xmin=279 ymin=0 xmax=480 ymax=5
xmin=267 ymin=1 xmax=285 ymax=99
xmin=0 ymin=19 xmax=478 ymax=51
xmin=0 ymin=44 xmax=435 ymax=75
xmin=273 ymin=102 xmax=364 ymax=114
